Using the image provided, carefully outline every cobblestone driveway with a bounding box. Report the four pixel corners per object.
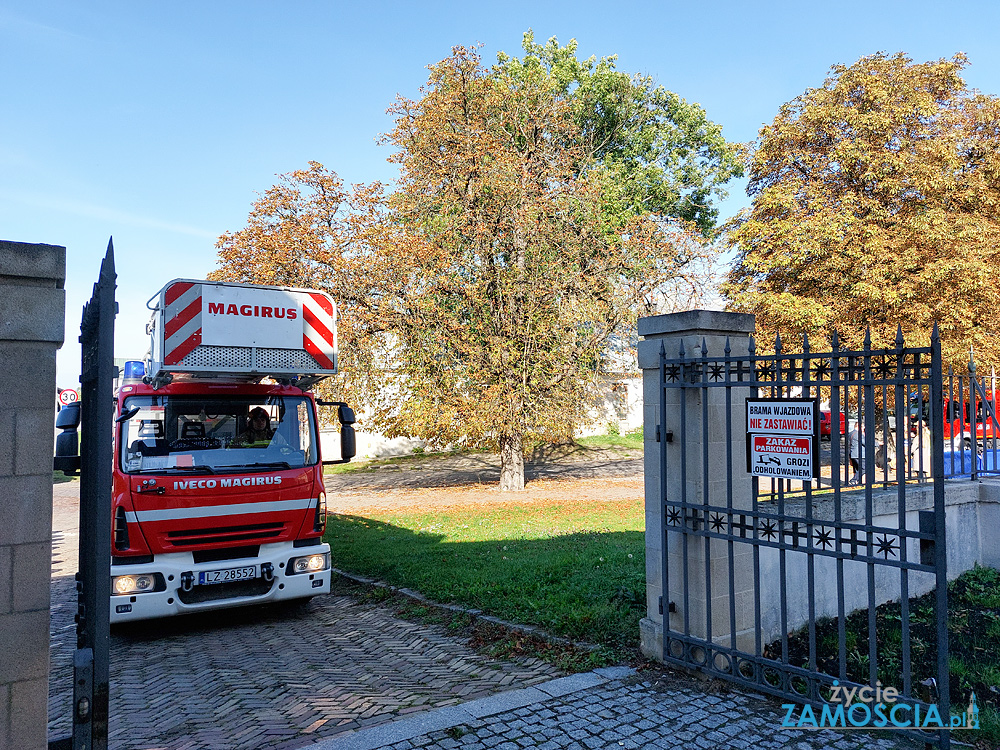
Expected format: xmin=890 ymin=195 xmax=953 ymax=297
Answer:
xmin=48 ymin=482 xmax=560 ymax=750
xmin=313 ymin=669 xmax=921 ymax=750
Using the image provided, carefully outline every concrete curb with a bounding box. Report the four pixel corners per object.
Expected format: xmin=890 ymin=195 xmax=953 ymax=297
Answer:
xmin=305 ymin=667 xmax=637 ymax=750
xmin=332 ymin=568 xmax=604 ymax=653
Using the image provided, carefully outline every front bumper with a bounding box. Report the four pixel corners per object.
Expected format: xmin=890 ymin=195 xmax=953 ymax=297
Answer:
xmin=109 ymin=541 xmax=331 ymax=623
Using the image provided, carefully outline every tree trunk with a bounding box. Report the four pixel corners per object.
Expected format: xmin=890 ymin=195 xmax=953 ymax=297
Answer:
xmin=499 ymin=432 xmax=525 ymax=492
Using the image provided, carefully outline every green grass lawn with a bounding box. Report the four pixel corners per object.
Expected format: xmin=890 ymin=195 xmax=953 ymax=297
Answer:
xmin=324 ymin=497 xmax=646 ymax=651
xmin=573 ymin=429 xmax=643 ymax=451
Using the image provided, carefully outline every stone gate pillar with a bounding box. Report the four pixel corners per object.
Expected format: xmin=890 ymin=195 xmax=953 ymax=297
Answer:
xmin=638 ymin=310 xmax=756 ymax=661
xmin=0 ymin=240 xmax=66 ymax=749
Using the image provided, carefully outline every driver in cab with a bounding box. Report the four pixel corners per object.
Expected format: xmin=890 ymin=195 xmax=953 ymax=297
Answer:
xmin=240 ymin=407 xmax=285 ymax=448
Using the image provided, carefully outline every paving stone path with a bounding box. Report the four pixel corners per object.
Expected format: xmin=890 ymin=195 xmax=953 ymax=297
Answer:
xmin=310 ymin=668 xmax=920 ymax=750
xmin=48 ymin=482 xmax=560 ymax=750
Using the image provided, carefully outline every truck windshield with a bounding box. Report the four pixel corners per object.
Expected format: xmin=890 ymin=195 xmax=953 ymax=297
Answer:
xmin=119 ymin=395 xmax=318 ymax=474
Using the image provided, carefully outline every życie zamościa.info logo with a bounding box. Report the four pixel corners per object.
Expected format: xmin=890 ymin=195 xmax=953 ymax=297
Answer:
xmin=781 ymin=681 xmax=979 ymax=731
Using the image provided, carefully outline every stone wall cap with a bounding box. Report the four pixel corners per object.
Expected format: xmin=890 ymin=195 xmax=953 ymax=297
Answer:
xmin=638 ymin=310 xmax=755 ymax=339
xmin=0 ymin=240 xmax=66 ymax=287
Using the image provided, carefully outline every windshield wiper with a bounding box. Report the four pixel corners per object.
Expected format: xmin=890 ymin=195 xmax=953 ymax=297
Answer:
xmin=151 ymin=465 xmax=217 ymax=474
xmin=141 ymin=461 xmax=296 ymax=474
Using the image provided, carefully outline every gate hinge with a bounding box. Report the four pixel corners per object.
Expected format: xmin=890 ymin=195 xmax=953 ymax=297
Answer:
xmin=655 ymin=426 xmax=673 ymax=443
xmin=658 ymin=597 xmax=676 ymax=615
xmin=72 ymin=646 xmax=94 ymax=745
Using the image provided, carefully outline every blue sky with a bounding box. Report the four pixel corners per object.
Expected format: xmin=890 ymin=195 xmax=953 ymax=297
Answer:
xmin=3 ymin=0 xmax=999 ymax=386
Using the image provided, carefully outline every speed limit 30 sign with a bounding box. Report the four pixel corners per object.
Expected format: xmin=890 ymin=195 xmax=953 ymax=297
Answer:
xmin=58 ymin=389 xmax=79 ymax=406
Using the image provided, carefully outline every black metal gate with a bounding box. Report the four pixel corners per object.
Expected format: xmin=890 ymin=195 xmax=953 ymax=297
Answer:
xmin=51 ymin=240 xmax=116 ymax=750
xmin=658 ymin=327 xmax=952 ymax=746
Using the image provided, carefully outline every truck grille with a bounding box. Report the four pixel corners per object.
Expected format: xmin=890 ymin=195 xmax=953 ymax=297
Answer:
xmin=166 ymin=522 xmax=284 ymax=547
xmin=192 ymin=546 xmax=260 ymax=564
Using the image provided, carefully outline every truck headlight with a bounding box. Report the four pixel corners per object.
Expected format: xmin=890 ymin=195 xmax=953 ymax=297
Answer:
xmin=112 ymin=574 xmax=155 ymax=595
xmin=289 ymin=553 xmax=329 ymax=574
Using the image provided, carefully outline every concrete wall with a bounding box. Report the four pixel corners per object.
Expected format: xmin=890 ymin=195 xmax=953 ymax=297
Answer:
xmin=757 ymin=480 xmax=994 ymax=644
xmin=320 ymin=428 xmax=429 ymax=461
xmin=0 ymin=240 xmax=66 ymax=749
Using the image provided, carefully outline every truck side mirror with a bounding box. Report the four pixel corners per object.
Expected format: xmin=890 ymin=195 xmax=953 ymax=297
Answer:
xmin=54 ymin=402 xmax=82 ymax=474
xmin=337 ymin=405 xmax=355 ymax=460
xmin=340 ymin=424 xmax=356 ymax=461
xmin=317 ymin=400 xmax=357 ymax=464
xmin=116 ymin=406 xmax=141 ymax=424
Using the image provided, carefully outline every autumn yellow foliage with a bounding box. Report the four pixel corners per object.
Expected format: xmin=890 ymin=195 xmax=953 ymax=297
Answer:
xmin=725 ymin=53 xmax=1000 ymax=368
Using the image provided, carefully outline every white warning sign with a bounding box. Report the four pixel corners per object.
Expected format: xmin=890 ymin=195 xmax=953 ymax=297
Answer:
xmin=746 ymin=401 xmax=815 ymax=435
xmin=749 ymin=435 xmax=814 ymax=479
xmin=746 ymin=398 xmax=819 ymax=480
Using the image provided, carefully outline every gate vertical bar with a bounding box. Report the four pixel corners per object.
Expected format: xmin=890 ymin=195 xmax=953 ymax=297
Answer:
xmin=750 ymin=334 xmax=763 ymax=662
xmin=863 ymin=330 xmax=878 ymax=689
xmin=970 ymin=348 xmax=979 ymax=481
xmin=930 ymin=325 xmax=950 ymax=749
xmin=659 ymin=341 xmax=669 ymax=662
xmin=958 ymin=371 xmax=967 ymax=475
xmin=679 ymin=339 xmax=691 ymax=640
xmin=831 ymin=332 xmax=847 ymax=682
xmin=802 ymin=335 xmax=817 ymax=681
xmin=895 ymin=328 xmax=913 ymax=699
xmin=945 ymin=368 xmax=954 ymax=476
xmin=775 ymin=335 xmax=789 ymax=666
xmin=701 ymin=339 xmax=712 ymax=648
xmin=74 ymin=240 xmax=116 ymax=750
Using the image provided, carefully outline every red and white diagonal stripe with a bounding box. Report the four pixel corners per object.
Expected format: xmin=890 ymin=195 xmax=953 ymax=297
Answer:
xmin=163 ymin=282 xmax=203 ymax=365
xmin=302 ymin=292 xmax=336 ymax=370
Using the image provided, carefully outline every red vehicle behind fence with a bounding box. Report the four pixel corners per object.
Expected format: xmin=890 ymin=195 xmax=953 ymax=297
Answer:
xmin=820 ymin=410 xmax=846 ymax=439
xmin=910 ymin=389 xmax=1000 ymax=448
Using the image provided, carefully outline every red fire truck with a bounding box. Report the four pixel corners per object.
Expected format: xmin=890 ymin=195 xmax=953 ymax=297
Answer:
xmin=909 ymin=388 xmax=1000 ymax=449
xmin=106 ymin=279 xmax=355 ymax=622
